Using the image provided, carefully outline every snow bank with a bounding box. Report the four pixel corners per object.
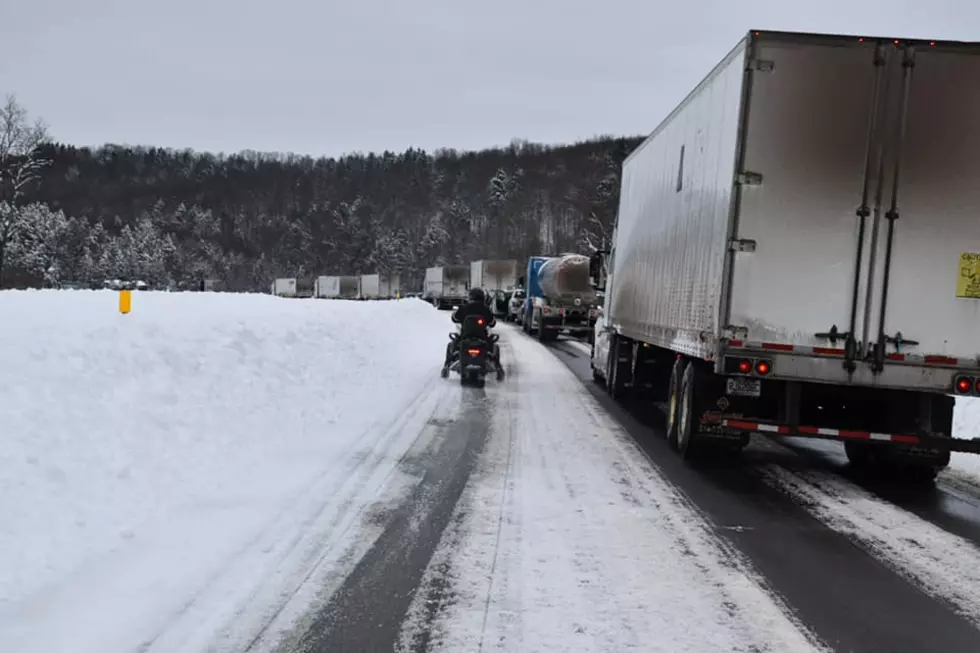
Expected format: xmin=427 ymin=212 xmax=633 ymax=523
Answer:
xmin=0 ymin=290 xmax=450 ymax=652
xmin=950 ymin=396 xmax=980 ymax=483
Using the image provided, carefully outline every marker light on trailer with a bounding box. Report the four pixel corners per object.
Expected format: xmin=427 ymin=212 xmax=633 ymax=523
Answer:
xmin=955 ymin=376 xmax=973 ymax=394
xmin=738 ymin=360 xmax=752 ymax=374
xmin=975 ymin=378 xmax=980 ymax=395
xmin=755 ymin=360 xmax=771 ymax=375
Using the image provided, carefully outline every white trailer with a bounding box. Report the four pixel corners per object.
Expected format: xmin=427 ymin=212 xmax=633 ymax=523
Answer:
xmin=360 ymin=274 xmax=381 ymax=299
xmin=379 ymin=273 xmax=402 ymax=298
xmin=271 ymin=278 xmax=297 ymax=297
xmin=315 ymin=275 xmax=360 ymax=299
xmin=470 ymin=260 xmax=518 ymax=292
xmin=424 ymin=265 xmax=469 ymax=310
xmin=590 ymin=30 xmax=980 ymax=477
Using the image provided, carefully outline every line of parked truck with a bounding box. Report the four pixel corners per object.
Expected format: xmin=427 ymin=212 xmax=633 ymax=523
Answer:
xmin=425 ymin=256 xmax=601 ymax=343
xmin=270 ymin=273 xmax=402 ymax=300
xmin=271 ymin=255 xmax=602 ymax=343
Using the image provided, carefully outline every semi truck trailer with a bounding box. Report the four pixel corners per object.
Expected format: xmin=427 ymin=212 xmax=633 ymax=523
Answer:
xmin=424 ymin=265 xmax=470 ymax=310
xmin=590 ymin=30 xmax=980 ymax=478
xmin=471 ymin=259 xmax=519 ymax=293
xmin=315 ymin=275 xmax=361 ymax=299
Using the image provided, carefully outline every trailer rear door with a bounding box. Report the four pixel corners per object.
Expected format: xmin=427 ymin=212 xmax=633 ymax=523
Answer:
xmin=727 ymin=36 xmax=884 ymax=356
xmin=869 ymin=46 xmax=980 ymax=368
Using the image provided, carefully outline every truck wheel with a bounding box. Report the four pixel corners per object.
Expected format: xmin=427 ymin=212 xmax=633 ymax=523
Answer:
xmin=538 ymin=323 xmax=548 ymax=342
xmin=844 ymin=441 xmax=873 ymax=471
xmin=676 ymin=363 xmax=706 ymax=461
xmin=607 ymin=336 xmax=632 ymax=400
xmin=606 ymin=337 xmax=620 ymax=399
xmin=666 ymin=357 xmax=686 ymax=449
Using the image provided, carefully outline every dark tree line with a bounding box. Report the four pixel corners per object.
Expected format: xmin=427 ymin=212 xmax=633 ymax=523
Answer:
xmin=1 ymin=96 xmax=642 ymax=291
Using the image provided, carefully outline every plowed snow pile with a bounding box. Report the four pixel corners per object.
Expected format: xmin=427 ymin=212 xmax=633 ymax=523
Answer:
xmin=0 ymin=290 xmax=447 ymax=652
xmin=951 ymin=396 xmax=980 ymax=483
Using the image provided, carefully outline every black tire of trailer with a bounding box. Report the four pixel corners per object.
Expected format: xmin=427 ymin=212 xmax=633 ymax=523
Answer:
xmin=538 ymin=324 xmax=555 ymax=343
xmin=676 ymin=362 xmax=711 ymax=461
xmin=606 ymin=335 xmax=626 ymax=400
xmin=665 ymin=357 xmax=686 ymax=450
xmin=844 ymin=441 xmax=943 ymax=483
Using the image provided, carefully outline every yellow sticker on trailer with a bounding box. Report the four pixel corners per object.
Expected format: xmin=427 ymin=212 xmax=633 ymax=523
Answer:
xmin=956 ymin=253 xmax=980 ymax=299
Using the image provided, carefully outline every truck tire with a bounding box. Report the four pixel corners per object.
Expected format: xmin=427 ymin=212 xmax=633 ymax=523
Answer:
xmin=676 ymin=363 xmax=706 ymax=461
xmin=606 ymin=336 xmax=621 ymax=399
xmin=666 ymin=357 xmax=686 ymax=450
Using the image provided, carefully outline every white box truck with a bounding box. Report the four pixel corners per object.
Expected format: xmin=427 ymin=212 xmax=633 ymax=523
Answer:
xmin=379 ymin=273 xmax=401 ymax=298
xmin=315 ymin=275 xmax=360 ymax=299
xmin=424 ymin=265 xmax=469 ymax=310
xmin=470 ymin=260 xmax=518 ymax=292
xmin=271 ymin=278 xmax=297 ymax=297
xmin=360 ymin=274 xmax=381 ymax=299
xmin=590 ymin=30 xmax=980 ymax=478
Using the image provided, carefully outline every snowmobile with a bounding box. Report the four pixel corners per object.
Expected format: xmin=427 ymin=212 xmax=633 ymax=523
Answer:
xmin=443 ymin=314 xmax=503 ymax=387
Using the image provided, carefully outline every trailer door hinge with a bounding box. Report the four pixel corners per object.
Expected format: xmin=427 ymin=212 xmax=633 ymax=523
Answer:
xmin=737 ymin=171 xmax=763 ymax=186
xmin=752 ymin=59 xmax=775 ymax=73
xmin=729 ymin=238 xmax=757 ymax=253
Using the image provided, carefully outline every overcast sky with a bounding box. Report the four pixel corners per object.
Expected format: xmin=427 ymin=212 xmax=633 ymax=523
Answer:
xmin=0 ymin=0 xmax=973 ymax=157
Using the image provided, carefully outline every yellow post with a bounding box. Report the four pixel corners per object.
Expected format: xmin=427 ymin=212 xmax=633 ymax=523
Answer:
xmin=119 ymin=289 xmax=132 ymax=314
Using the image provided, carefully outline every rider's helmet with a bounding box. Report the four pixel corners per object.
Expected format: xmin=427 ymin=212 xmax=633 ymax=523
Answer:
xmin=468 ymin=287 xmax=485 ymax=304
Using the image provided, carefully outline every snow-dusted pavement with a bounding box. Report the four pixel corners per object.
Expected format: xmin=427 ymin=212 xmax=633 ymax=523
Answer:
xmin=7 ymin=292 xmax=980 ymax=652
xmin=398 ymin=331 xmax=824 ymax=653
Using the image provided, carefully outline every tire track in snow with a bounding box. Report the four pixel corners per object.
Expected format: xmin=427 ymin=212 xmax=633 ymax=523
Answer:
xmin=287 ymin=376 xmax=495 ymax=653
xmin=758 ymin=464 xmax=980 ymax=630
xmin=396 ymin=340 xmax=523 ymax=653
xmin=400 ymin=330 xmax=828 ymax=653
xmin=136 ymin=372 xmax=453 ymax=653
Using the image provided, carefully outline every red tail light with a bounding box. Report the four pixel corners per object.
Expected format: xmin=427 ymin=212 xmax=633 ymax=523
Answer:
xmin=738 ymin=360 xmax=752 ymax=374
xmin=755 ymin=360 xmax=771 ymax=375
xmin=477 ymin=318 xmax=484 ymax=326
xmin=955 ymin=376 xmax=973 ymax=394
xmin=467 ymin=348 xmax=482 ymax=356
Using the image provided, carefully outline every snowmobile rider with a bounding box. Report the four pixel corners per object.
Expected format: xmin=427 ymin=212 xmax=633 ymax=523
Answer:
xmin=442 ymin=287 xmax=499 ymax=372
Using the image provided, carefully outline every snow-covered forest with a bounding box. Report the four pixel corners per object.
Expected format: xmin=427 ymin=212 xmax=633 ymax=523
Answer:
xmin=0 ymin=96 xmax=641 ymax=291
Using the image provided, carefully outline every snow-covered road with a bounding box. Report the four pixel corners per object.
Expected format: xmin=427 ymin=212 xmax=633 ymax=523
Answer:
xmin=7 ymin=291 xmax=980 ymax=652
xmin=397 ymin=329 xmax=824 ymax=653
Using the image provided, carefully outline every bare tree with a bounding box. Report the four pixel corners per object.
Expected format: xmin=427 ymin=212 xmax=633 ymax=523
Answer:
xmin=0 ymin=95 xmax=50 ymax=285
xmin=578 ymin=211 xmax=610 ymax=253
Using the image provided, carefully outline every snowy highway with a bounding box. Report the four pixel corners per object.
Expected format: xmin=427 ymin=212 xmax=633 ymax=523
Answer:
xmin=5 ymin=293 xmax=980 ymax=652
xmin=548 ymin=336 xmax=980 ymax=653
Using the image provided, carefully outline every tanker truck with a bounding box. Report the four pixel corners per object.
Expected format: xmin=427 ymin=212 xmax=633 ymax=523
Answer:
xmin=521 ymin=254 xmax=598 ymax=342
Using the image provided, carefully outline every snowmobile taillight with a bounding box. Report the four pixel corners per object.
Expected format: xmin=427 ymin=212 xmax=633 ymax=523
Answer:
xmin=738 ymin=359 xmax=752 ymax=374
xmin=477 ymin=318 xmax=484 ymax=326
xmin=954 ymin=375 xmax=973 ymax=394
xmin=755 ymin=360 xmax=772 ymax=376
xmin=467 ymin=348 xmax=482 ymax=356
xmin=542 ymin=307 xmax=551 ymax=314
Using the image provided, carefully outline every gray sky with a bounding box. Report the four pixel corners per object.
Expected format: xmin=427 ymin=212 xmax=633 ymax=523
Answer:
xmin=0 ymin=0 xmax=973 ymax=157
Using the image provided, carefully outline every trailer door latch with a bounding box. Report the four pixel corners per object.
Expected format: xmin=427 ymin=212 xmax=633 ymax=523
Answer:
xmin=815 ymin=324 xmax=851 ymax=347
xmin=884 ymin=331 xmax=919 ymax=353
xmin=728 ymin=238 xmax=757 ymax=253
